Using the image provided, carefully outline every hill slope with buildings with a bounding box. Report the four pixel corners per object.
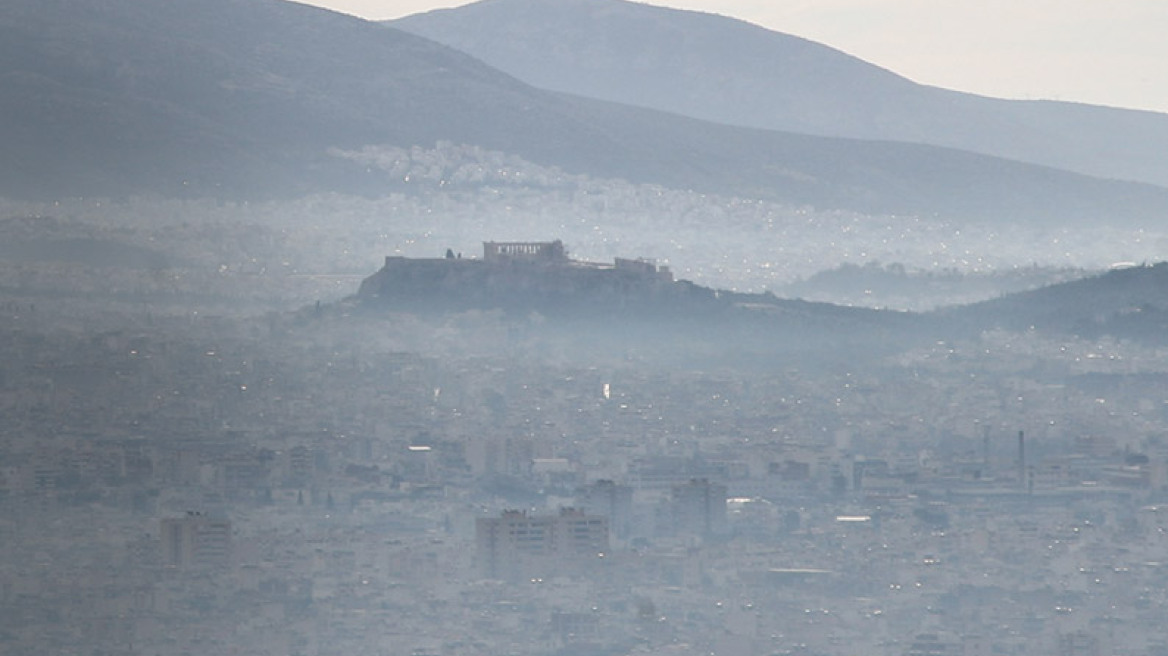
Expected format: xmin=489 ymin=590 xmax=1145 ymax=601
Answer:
xmin=1 ymin=0 xmax=1167 ymax=227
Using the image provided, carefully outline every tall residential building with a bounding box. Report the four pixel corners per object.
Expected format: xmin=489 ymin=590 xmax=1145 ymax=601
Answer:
xmin=671 ymin=478 xmax=728 ymax=538
xmin=160 ymin=512 xmax=232 ymax=570
xmin=576 ymin=479 xmax=633 ymax=539
xmin=475 ymin=508 xmax=608 ymax=580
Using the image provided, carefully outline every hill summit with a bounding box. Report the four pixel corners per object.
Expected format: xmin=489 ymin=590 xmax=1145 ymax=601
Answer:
xmin=357 ymin=240 xmax=713 ymax=316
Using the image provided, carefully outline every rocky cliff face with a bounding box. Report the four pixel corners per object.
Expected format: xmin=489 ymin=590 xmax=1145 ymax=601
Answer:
xmin=356 ymin=254 xmax=714 ymax=317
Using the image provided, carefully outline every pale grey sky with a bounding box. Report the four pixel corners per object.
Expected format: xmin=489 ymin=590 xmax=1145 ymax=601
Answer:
xmin=306 ymin=0 xmax=1168 ymax=114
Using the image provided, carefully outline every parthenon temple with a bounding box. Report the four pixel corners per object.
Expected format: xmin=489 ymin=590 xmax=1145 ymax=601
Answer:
xmin=482 ymin=240 xmax=568 ymax=263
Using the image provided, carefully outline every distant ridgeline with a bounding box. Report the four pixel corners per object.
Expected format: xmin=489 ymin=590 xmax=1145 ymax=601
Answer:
xmin=356 ymin=240 xmax=719 ymax=317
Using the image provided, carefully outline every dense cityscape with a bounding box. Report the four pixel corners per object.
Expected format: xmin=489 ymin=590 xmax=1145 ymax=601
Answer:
xmin=4 ymin=243 xmax=1168 ymax=656
xmin=5 ymin=0 xmax=1168 ymax=655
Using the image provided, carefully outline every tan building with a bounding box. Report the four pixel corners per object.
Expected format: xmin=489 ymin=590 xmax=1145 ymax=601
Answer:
xmin=475 ymin=508 xmax=608 ymax=580
xmin=160 ymin=512 xmax=232 ymax=570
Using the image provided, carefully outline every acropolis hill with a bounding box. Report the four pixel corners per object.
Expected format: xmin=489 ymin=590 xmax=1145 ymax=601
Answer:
xmin=356 ymin=241 xmax=717 ymax=316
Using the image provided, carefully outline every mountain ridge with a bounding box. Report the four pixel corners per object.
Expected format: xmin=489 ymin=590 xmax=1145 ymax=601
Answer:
xmin=392 ymin=0 xmax=1168 ymax=188
xmin=2 ymin=0 xmax=1167 ymax=227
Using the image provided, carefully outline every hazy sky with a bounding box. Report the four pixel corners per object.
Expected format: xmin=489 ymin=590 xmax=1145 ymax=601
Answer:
xmin=304 ymin=0 xmax=1168 ymax=114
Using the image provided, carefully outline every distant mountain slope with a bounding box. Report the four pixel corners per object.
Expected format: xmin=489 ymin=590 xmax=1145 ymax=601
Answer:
xmin=941 ymin=263 xmax=1168 ymax=342
xmin=392 ymin=0 xmax=1168 ymax=188
xmin=776 ymin=263 xmax=1090 ymax=312
xmin=0 ymin=216 xmax=172 ymax=269
xmin=3 ymin=0 xmax=1168 ymax=227
xmin=0 ymin=0 xmax=552 ymax=198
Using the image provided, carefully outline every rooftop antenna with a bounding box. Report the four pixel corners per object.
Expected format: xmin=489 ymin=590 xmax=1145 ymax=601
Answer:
xmin=982 ymin=425 xmax=990 ymax=471
xmin=1017 ymin=430 xmax=1025 ymax=489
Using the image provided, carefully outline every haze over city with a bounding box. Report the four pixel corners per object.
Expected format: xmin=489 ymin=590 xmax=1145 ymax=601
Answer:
xmin=5 ymin=0 xmax=1168 ymax=655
